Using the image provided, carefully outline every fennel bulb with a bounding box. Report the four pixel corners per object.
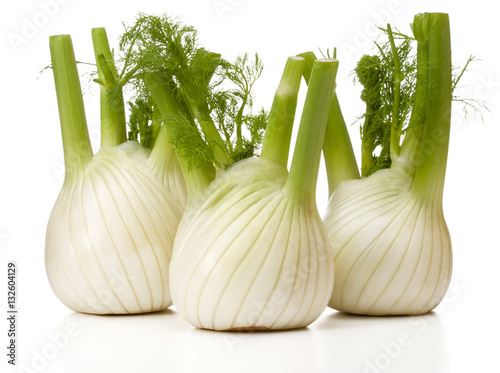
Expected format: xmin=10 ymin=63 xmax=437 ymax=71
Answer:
xmin=45 ymin=34 xmax=184 ymax=314
xmin=169 ymin=58 xmax=337 ymax=330
xmin=323 ymin=13 xmax=453 ymax=315
xmin=325 ymin=165 xmax=452 ymax=315
xmin=46 ymin=143 xmax=183 ymax=314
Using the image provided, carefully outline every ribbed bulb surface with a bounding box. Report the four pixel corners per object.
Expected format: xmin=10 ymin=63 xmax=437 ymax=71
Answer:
xmin=45 ymin=142 xmax=183 ymax=314
xmin=170 ymin=158 xmax=335 ymax=330
xmin=324 ymin=166 xmax=452 ymax=315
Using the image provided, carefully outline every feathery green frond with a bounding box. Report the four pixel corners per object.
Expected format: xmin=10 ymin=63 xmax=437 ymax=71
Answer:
xmin=354 ymin=29 xmax=417 ymax=176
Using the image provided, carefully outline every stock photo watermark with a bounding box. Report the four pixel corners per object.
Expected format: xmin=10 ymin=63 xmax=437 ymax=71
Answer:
xmin=11 ymin=270 xmax=132 ymax=373
xmin=7 ymin=0 xmax=72 ymax=53
xmin=474 ymin=74 xmax=500 ymax=101
xmin=335 ymin=0 xmax=407 ymax=64
xmin=223 ymin=242 xmax=331 ymax=351
xmin=212 ymin=0 xmax=245 ymax=21
xmin=6 ymin=262 xmax=18 ymax=366
xmin=362 ymin=276 xmax=467 ymax=373
xmin=15 ymin=321 xmax=82 ymax=373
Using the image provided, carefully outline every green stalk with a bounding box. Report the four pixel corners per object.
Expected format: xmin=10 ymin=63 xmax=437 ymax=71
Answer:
xmin=299 ymin=52 xmax=359 ymax=197
xmin=260 ymin=56 xmax=305 ymax=167
xmin=92 ymin=28 xmax=127 ymax=148
xmin=387 ymin=24 xmax=403 ymax=160
xmin=234 ymin=96 xmax=247 ymax=155
xmin=186 ymin=99 xmax=233 ymax=168
xmin=180 ymin=50 xmax=233 ymax=168
xmin=144 ymin=72 xmax=215 ymax=204
xmin=398 ymin=27 xmax=429 ymax=171
xmin=50 ymin=35 xmax=93 ymax=180
xmin=355 ymin=54 xmax=384 ymax=177
xmin=146 ymin=123 xmax=178 ymax=179
xmin=325 ymin=92 xmax=361 ymax=195
xmin=361 ymin=127 xmax=375 ymax=175
xmin=194 ymin=51 xmax=222 ymax=88
xmin=149 ymin=108 xmax=163 ymax=148
xmin=285 ymin=59 xmax=338 ymax=203
xmin=410 ymin=13 xmax=452 ymax=200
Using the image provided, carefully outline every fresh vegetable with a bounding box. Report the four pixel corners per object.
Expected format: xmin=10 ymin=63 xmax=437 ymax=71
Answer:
xmin=169 ymin=57 xmax=337 ymax=330
xmin=117 ymin=13 xmax=267 ymax=173
xmin=323 ymin=13 xmax=454 ymax=315
xmin=92 ymin=26 xmax=187 ymax=208
xmin=45 ymin=13 xmax=268 ymax=314
xmin=45 ymin=32 xmax=184 ymax=314
xmin=46 ymin=10 xmax=463 ymax=322
xmin=119 ymin=16 xmax=338 ymax=330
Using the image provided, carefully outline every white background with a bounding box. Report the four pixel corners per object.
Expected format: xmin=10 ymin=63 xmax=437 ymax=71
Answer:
xmin=1 ymin=0 xmax=499 ymax=372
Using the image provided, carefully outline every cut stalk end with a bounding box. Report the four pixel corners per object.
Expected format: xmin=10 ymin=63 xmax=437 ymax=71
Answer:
xmin=299 ymin=51 xmax=360 ymax=197
xmin=91 ymin=27 xmax=127 ymax=148
xmin=410 ymin=13 xmax=452 ymax=200
xmin=50 ymin=34 xmax=93 ymax=180
xmin=260 ymin=56 xmax=305 ymax=167
xmin=285 ymin=59 xmax=338 ymax=204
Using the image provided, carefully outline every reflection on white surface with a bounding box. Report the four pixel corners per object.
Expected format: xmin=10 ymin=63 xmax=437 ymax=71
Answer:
xmin=313 ymin=311 xmax=449 ymax=373
xmin=21 ymin=308 xmax=449 ymax=373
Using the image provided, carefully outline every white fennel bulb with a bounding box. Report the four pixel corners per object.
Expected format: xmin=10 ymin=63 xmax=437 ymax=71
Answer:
xmin=46 ymin=143 xmax=183 ymax=314
xmin=170 ymin=58 xmax=338 ymax=330
xmin=45 ymin=34 xmax=184 ymax=314
xmin=323 ymin=13 xmax=454 ymax=315
xmin=324 ymin=165 xmax=452 ymax=315
xmin=170 ymin=158 xmax=334 ymax=330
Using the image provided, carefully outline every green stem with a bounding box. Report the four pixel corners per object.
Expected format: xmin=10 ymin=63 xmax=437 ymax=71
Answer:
xmin=149 ymin=108 xmax=162 ymax=147
xmin=361 ymin=126 xmax=375 ymax=176
xmin=147 ymin=119 xmax=177 ymax=178
xmin=145 ymin=72 xmax=215 ymax=205
xmin=146 ymin=123 xmax=187 ymax=207
xmin=410 ymin=13 xmax=452 ymax=201
xmin=260 ymin=56 xmax=305 ymax=167
xmin=193 ymin=51 xmax=222 ymax=89
xmin=91 ymin=28 xmax=127 ymax=148
xmin=398 ymin=28 xmax=429 ymax=172
xmin=299 ymin=52 xmax=359 ymax=197
xmin=50 ymin=35 xmax=93 ymax=180
xmin=120 ymin=64 xmax=141 ymax=86
xmin=234 ymin=95 xmax=247 ymax=154
xmin=324 ymin=92 xmax=360 ymax=195
xmin=181 ymin=50 xmax=233 ymax=168
xmin=285 ymin=59 xmax=338 ymax=203
xmin=187 ymin=100 xmax=233 ymax=168
xmin=387 ymin=24 xmax=402 ymax=161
